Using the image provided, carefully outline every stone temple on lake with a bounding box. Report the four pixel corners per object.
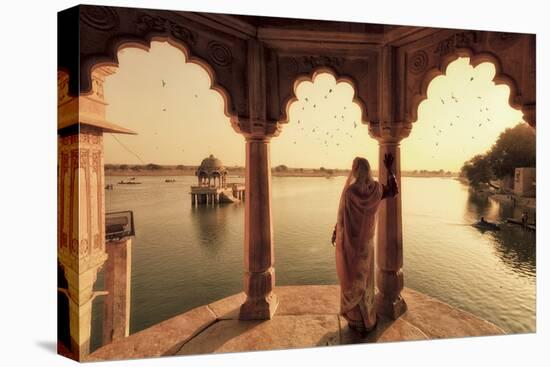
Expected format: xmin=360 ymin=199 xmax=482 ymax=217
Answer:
xmin=190 ymin=154 xmax=245 ymax=205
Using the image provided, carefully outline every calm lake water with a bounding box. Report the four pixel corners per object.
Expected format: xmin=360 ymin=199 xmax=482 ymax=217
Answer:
xmin=91 ymin=175 xmax=536 ymax=350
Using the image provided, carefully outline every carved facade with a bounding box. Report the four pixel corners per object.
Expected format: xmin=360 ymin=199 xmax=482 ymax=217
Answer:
xmin=59 ymin=5 xmax=536 ymax=136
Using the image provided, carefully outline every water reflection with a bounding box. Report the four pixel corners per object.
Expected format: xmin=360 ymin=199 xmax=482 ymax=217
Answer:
xmin=467 ymin=191 xmax=536 ymax=276
xmin=489 ymin=224 xmax=536 ymax=277
xmin=93 ymin=175 xmax=535 ymax=346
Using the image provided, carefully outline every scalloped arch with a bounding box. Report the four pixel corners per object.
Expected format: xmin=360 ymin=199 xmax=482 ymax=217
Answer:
xmin=86 ymin=36 xmax=242 ymax=135
xmin=409 ymin=49 xmax=523 ymax=124
xmin=278 ymin=67 xmax=369 ymax=127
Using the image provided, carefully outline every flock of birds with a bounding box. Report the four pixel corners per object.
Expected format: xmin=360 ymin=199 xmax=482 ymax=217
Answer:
xmin=151 ymin=77 xmax=495 ymax=157
xmin=291 ymin=87 xmax=362 ymax=152
xmin=432 ymin=78 xmax=493 ymax=143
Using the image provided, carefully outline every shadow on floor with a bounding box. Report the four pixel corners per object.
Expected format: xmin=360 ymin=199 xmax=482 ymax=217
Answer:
xmin=35 ymin=340 xmax=58 ymax=354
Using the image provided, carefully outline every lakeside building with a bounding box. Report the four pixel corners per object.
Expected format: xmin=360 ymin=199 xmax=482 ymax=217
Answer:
xmin=190 ymin=155 xmax=245 ymax=205
xmin=514 ymin=167 xmax=536 ymax=197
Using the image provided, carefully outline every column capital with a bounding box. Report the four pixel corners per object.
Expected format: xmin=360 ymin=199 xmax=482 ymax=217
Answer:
xmin=238 ymin=118 xmax=282 ymax=141
xmin=368 ymin=121 xmax=412 ymax=144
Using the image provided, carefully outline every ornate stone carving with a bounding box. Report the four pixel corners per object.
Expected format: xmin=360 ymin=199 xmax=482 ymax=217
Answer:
xmin=284 ymin=57 xmax=299 ymax=74
xmin=302 ymin=55 xmax=345 ymax=70
xmin=92 ymin=77 xmax=104 ymax=100
xmin=135 ymin=13 xmax=197 ymax=46
xmin=80 ymin=6 xmax=119 ymax=31
xmin=70 ymin=239 xmax=78 ymax=255
xmin=434 ymin=31 xmax=479 ymax=55
xmin=80 ymin=239 xmax=90 ymax=257
xmin=58 ymin=73 xmax=71 ymax=105
xmin=208 ymin=41 xmax=233 ymax=67
xmin=409 ymin=50 xmax=429 ymax=74
xmin=489 ymin=32 xmax=520 ymax=50
xmin=280 ymin=55 xmax=347 ymax=76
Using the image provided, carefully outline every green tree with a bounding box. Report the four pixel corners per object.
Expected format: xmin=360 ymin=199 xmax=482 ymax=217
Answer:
xmin=487 ymin=123 xmax=536 ymax=179
xmin=462 ymin=154 xmax=493 ymax=187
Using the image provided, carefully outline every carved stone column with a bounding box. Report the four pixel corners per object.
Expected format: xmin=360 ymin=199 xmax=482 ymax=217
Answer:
xmin=58 ymin=127 xmax=108 ymax=358
xmin=369 ymin=122 xmax=411 ymax=319
xmin=239 ymin=136 xmax=279 ymax=320
xmin=58 ymin=67 xmax=135 ymax=360
xmin=102 ymin=238 xmax=132 ymax=344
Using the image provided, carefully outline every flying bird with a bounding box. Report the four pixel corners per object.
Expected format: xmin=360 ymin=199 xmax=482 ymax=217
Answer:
xmin=313 ymin=104 xmax=316 ymax=108
xmin=440 ymin=98 xmax=445 ymax=104
xmin=329 ymin=88 xmax=333 ymax=93
xmin=194 ymin=94 xmax=198 ymax=98
xmin=470 ymin=77 xmax=474 ymax=81
xmin=162 ymin=80 xmax=166 ymax=87
xmin=162 ymin=108 xmax=166 ymax=112
xmin=305 ymin=97 xmax=309 ymax=102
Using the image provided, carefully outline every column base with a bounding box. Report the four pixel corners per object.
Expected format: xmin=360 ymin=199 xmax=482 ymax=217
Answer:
xmin=239 ymin=292 xmax=279 ymax=320
xmin=70 ymin=337 xmax=90 ymax=361
xmin=376 ymin=293 xmax=407 ymax=320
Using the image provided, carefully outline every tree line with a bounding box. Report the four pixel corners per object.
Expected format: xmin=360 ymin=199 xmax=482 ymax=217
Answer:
xmin=460 ymin=123 xmax=535 ymax=187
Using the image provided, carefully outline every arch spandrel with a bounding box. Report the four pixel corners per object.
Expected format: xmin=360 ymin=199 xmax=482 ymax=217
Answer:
xmin=399 ymin=29 xmax=535 ymax=126
xmin=59 ymin=5 xmax=251 ymax=130
xmin=272 ymin=53 xmax=377 ymax=126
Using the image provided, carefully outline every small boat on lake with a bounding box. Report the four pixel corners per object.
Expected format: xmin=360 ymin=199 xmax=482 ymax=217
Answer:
xmin=165 ymin=179 xmax=176 ymax=183
xmin=473 ymin=218 xmax=500 ymax=231
xmin=118 ymin=180 xmax=142 ymax=185
xmin=105 ymin=184 xmax=114 ymax=190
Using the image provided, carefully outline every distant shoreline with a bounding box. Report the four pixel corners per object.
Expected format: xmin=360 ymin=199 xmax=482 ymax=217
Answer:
xmin=105 ymin=168 xmax=458 ymax=178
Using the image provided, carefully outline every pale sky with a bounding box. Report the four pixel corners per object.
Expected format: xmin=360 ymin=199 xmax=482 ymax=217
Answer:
xmin=104 ymin=41 xmax=524 ymax=171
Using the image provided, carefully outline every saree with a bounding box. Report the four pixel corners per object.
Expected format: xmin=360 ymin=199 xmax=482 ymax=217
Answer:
xmin=335 ymin=169 xmax=383 ymax=331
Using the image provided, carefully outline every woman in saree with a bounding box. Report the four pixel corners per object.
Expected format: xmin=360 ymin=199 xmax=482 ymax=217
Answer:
xmin=331 ymin=153 xmax=399 ymax=333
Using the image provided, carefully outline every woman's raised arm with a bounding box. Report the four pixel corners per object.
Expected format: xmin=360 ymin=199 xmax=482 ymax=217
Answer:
xmin=382 ymin=153 xmax=399 ymax=199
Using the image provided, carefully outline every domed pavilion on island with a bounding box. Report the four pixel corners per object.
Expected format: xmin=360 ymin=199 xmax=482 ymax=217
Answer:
xmin=190 ymin=154 xmax=245 ymax=205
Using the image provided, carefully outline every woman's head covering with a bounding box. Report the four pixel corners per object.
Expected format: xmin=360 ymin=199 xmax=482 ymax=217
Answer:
xmin=350 ymin=157 xmax=374 ymax=189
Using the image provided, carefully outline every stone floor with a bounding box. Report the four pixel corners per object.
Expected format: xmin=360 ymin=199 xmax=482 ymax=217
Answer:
xmin=87 ymin=285 xmax=504 ymax=362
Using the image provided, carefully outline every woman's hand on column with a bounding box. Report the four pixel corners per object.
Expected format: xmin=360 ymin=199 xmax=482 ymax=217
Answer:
xmin=383 ymin=153 xmax=394 ymax=173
